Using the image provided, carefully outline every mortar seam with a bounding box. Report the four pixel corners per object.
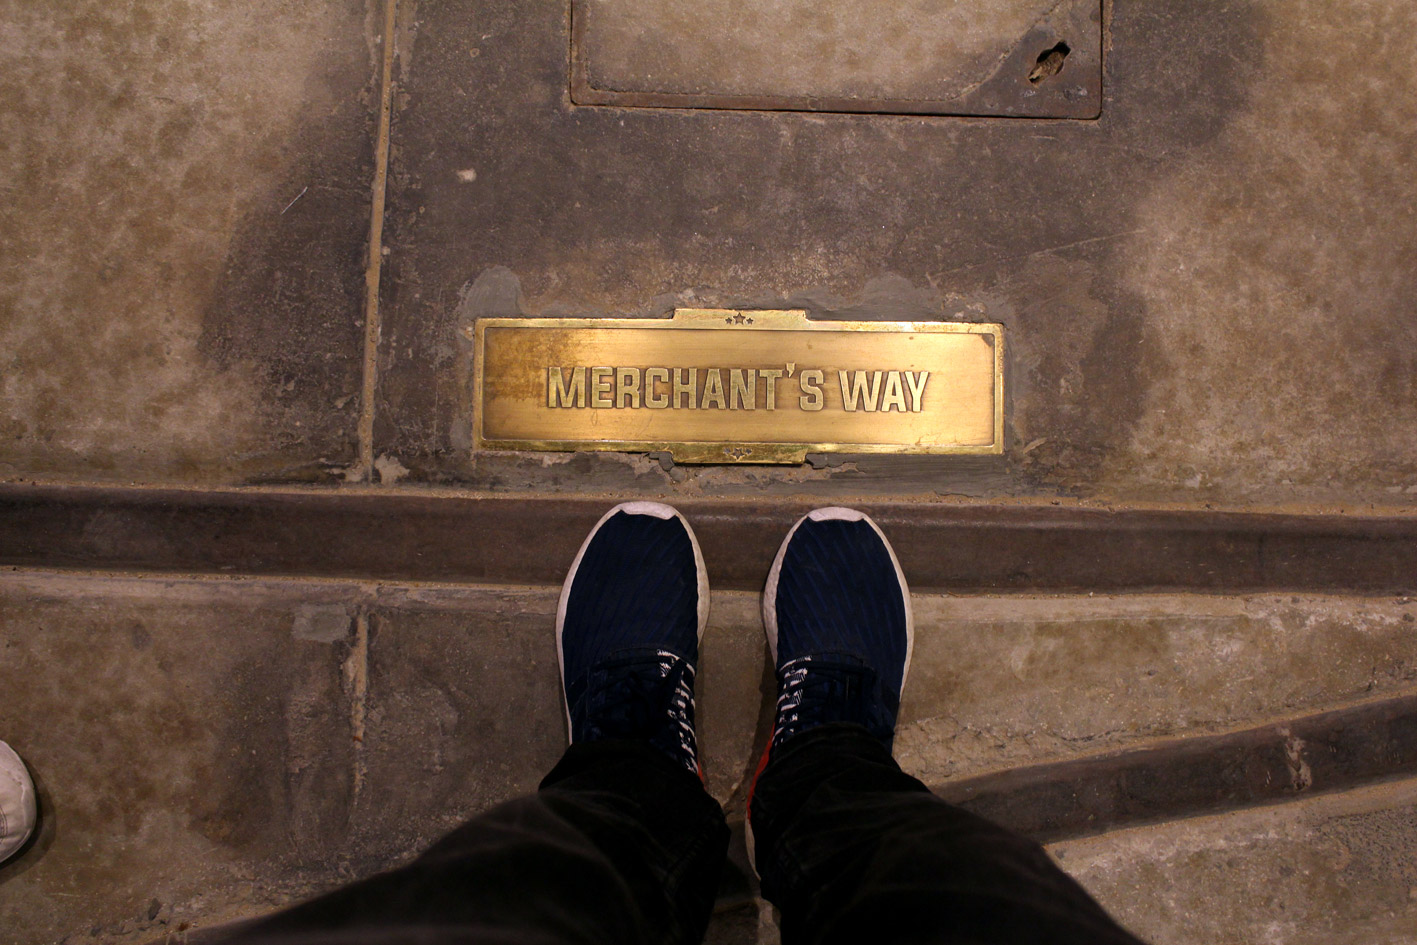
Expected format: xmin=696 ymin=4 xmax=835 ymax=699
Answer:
xmin=347 ymin=610 xmax=370 ymax=804
xmin=357 ymin=0 xmax=399 ymax=481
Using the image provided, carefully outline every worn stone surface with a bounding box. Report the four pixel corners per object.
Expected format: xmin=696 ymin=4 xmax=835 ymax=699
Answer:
xmin=0 ymin=0 xmax=377 ymax=485
xmin=0 ymin=573 xmax=362 ymax=944
xmin=1052 ymin=777 xmax=1417 ymax=945
xmin=377 ymin=0 xmax=1417 ymax=507
xmin=342 ymin=586 xmax=565 ymax=868
xmin=3 ymin=0 xmax=1412 ymax=504
xmin=895 ymin=594 xmax=1417 ymax=785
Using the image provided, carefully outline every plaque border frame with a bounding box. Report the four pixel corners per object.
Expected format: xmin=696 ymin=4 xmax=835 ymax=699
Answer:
xmin=471 ymin=309 xmax=1004 ymax=465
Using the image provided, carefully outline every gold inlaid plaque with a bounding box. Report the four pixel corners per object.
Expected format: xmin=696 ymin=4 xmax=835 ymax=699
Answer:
xmin=473 ymin=309 xmax=1003 ymax=464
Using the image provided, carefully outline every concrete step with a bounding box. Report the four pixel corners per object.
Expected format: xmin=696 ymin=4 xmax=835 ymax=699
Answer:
xmin=1 ymin=570 xmax=1414 ymax=942
xmin=5 ymin=485 xmax=1417 ymax=595
xmin=1052 ymin=777 xmax=1417 ymax=945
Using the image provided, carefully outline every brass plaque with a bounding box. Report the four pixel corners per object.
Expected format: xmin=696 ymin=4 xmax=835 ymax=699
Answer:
xmin=473 ymin=309 xmax=1003 ymax=464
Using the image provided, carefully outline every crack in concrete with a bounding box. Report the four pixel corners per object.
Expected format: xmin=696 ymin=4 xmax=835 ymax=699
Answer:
xmin=344 ymin=610 xmax=371 ymax=802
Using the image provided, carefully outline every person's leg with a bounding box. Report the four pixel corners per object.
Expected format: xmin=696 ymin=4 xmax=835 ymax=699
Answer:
xmin=751 ymin=725 xmax=1144 ymax=945
xmin=748 ymin=508 xmax=1146 ymax=945
xmin=218 ymin=502 xmax=729 ymax=945
xmin=223 ymin=739 xmax=725 ymax=945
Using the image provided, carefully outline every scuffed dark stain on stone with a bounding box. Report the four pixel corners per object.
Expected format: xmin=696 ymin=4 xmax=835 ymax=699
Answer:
xmin=198 ymin=43 xmax=378 ymax=483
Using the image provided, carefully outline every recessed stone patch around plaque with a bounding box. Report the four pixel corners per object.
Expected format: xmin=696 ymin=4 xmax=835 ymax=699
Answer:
xmin=571 ymin=0 xmax=1102 ymax=118
xmin=472 ymin=309 xmax=1003 ymax=465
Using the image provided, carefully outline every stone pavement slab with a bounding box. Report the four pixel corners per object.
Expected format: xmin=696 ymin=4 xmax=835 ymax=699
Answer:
xmin=0 ymin=573 xmax=362 ymax=943
xmin=0 ymin=0 xmax=378 ymax=485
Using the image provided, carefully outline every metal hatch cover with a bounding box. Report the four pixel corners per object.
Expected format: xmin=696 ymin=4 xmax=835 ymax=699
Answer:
xmin=571 ymin=0 xmax=1102 ymax=118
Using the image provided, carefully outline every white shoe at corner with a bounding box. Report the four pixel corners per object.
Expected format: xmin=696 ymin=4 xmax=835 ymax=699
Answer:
xmin=0 ymin=741 xmax=37 ymax=864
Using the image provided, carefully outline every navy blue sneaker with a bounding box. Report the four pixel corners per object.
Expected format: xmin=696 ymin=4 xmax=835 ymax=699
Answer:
xmin=761 ymin=507 xmax=913 ymax=752
xmin=557 ymin=501 xmax=709 ymax=776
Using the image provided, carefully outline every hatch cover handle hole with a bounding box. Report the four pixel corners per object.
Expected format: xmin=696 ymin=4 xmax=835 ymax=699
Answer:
xmin=1028 ymin=41 xmax=1071 ymax=83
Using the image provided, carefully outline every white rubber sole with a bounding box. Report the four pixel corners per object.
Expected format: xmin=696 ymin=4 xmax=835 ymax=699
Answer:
xmin=0 ymin=740 xmax=36 ymax=864
xmin=555 ymin=501 xmax=710 ymax=741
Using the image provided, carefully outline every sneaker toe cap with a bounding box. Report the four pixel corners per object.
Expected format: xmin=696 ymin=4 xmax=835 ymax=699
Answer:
xmin=0 ymin=743 xmax=37 ymax=861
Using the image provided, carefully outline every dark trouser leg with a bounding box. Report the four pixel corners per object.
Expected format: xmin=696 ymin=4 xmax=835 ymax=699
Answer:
xmin=219 ymin=740 xmax=730 ymax=945
xmin=750 ymin=724 xmax=1148 ymax=945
